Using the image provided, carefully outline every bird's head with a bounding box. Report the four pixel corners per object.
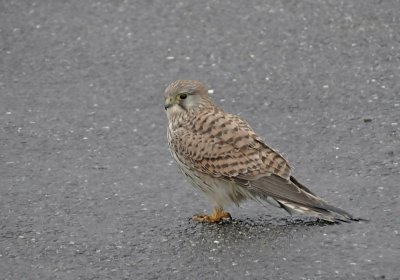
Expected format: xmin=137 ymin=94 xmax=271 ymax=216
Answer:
xmin=164 ymin=80 xmax=213 ymax=118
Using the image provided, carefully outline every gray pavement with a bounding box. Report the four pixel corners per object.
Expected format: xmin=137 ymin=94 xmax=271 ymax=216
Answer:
xmin=1 ymin=1 xmax=399 ymax=279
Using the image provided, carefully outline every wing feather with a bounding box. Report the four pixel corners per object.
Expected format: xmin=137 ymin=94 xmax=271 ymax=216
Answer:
xmin=169 ymin=109 xmax=291 ymax=179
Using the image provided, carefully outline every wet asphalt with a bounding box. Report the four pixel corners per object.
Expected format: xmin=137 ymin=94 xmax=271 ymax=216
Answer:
xmin=1 ymin=1 xmax=399 ymax=279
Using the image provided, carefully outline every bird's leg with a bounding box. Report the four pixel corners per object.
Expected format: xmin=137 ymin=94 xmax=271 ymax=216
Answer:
xmin=192 ymin=207 xmax=232 ymax=223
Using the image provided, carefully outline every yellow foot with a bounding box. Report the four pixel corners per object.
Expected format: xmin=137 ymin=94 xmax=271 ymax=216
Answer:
xmin=192 ymin=208 xmax=232 ymax=223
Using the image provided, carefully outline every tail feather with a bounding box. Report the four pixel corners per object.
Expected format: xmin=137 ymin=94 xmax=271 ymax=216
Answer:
xmin=240 ymin=174 xmax=357 ymax=222
xmin=277 ymin=199 xmax=355 ymax=222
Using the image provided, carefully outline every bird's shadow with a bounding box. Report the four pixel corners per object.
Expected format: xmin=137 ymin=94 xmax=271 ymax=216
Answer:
xmin=193 ymin=215 xmax=335 ymax=228
xmin=175 ymin=215 xmax=339 ymax=246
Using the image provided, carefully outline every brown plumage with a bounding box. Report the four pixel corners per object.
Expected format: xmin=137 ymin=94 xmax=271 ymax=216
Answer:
xmin=164 ymin=80 xmax=356 ymax=223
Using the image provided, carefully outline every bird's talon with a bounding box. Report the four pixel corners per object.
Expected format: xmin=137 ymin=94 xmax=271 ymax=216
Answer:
xmin=192 ymin=210 xmax=232 ymax=223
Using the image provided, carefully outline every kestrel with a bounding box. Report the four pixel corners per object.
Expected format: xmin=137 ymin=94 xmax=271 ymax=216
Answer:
xmin=164 ymin=80 xmax=356 ymax=223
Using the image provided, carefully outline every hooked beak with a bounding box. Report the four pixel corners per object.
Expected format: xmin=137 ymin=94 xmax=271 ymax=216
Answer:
xmin=164 ymin=97 xmax=173 ymax=110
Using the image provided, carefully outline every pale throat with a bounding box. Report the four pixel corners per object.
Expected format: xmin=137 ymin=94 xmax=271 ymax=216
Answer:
xmin=166 ymin=104 xmax=188 ymax=128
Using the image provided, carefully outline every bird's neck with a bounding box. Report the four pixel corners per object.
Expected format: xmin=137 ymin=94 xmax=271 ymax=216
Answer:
xmin=168 ymin=105 xmax=216 ymax=131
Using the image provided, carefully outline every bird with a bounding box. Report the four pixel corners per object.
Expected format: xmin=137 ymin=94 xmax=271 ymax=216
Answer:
xmin=164 ymin=80 xmax=357 ymax=223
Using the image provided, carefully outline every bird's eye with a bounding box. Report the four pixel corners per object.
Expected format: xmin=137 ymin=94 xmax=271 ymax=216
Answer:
xmin=178 ymin=93 xmax=187 ymax=100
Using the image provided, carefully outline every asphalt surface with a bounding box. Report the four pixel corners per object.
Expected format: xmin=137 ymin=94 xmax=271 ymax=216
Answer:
xmin=1 ymin=1 xmax=399 ymax=279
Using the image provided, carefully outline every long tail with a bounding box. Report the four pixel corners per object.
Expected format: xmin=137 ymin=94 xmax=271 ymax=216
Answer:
xmin=245 ymin=175 xmax=358 ymax=222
